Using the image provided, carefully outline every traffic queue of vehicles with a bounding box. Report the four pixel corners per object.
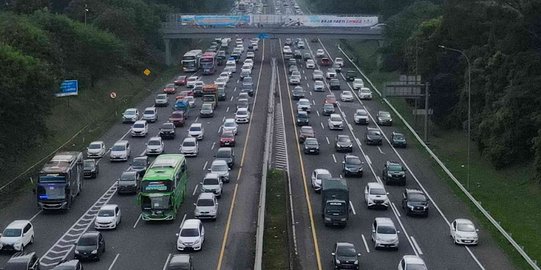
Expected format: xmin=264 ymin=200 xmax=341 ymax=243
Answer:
xmin=282 ymin=36 xmax=479 ymax=269
xmin=0 ymin=36 xmax=259 ymax=270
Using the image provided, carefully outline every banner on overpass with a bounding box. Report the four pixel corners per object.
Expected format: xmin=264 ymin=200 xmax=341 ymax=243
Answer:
xmin=178 ymin=15 xmax=251 ymax=27
xmin=281 ymin=15 xmax=378 ymax=27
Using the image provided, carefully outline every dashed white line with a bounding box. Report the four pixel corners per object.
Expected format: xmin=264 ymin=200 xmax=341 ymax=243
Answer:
xmin=312 ymin=100 xmax=316 ymax=105
xmin=230 ymin=96 xmax=234 ymax=101
xmin=203 ymin=161 xmax=208 ymax=170
xmin=320 ymin=122 xmax=324 ymax=129
xmin=29 ymin=210 xmax=42 ymax=222
xmin=316 ymin=110 xmax=320 ymax=116
xmin=326 ymin=136 xmax=330 ymax=144
xmin=309 ymin=91 xmax=313 ymax=96
xmin=162 ymin=254 xmax=172 ymax=270
xmin=108 ymin=253 xmax=120 ymax=270
xmin=133 ymin=214 xmax=142 ymax=228
xmin=339 ymin=174 xmax=343 ymax=179
xmin=361 ymin=234 xmax=370 ymax=253
xmin=377 ymin=146 xmax=385 ymax=154
xmin=193 ymin=184 xmax=199 ymax=196
xmin=211 ymin=142 xmax=216 ymax=150
xmin=364 ymin=155 xmax=372 ymax=165
xmin=179 ymin=214 xmax=187 ymax=228
xmin=391 ymin=202 xmax=401 ymax=217
xmin=226 ymin=107 xmax=230 ymax=112
xmin=411 ymin=236 xmax=423 ymax=255
xmin=195 ymin=116 xmax=199 ymax=122
xmin=332 ymin=154 xmax=337 ymax=163
xmin=349 ymin=201 xmax=356 ymax=215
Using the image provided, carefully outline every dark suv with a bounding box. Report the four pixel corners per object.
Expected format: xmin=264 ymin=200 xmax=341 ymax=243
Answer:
xmin=159 ymin=122 xmax=176 ymax=140
xmin=342 ymin=154 xmax=363 ymax=177
xmin=335 ymin=135 xmax=353 ymax=152
xmin=365 ymin=127 xmax=383 ymax=145
xmin=382 ymin=161 xmax=406 ymax=185
xmin=2 ymin=252 xmax=40 ymax=270
xmin=332 ymin=242 xmax=360 ymax=270
xmin=391 ymin=132 xmax=407 ymax=148
xmin=402 ymin=189 xmax=429 ymax=217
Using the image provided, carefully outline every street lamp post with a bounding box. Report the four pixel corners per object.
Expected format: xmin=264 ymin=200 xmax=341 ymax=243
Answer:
xmin=438 ymin=45 xmax=472 ymax=190
xmin=84 ymin=4 xmax=89 ymax=25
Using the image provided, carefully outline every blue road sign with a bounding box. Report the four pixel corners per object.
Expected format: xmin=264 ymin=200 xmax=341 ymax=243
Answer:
xmin=258 ymin=33 xmax=270 ymax=39
xmin=56 ymin=80 xmax=79 ymax=97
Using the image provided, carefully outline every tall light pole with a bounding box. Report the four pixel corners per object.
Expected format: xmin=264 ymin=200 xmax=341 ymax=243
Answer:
xmin=438 ymin=45 xmax=472 ymax=190
xmin=84 ymin=4 xmax=89 ymax=25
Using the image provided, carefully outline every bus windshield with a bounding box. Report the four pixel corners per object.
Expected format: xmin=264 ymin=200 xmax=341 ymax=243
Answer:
xmin=38 ymin=175 xmax=66 ymax=183
xmin=37 ymin=184 xmax=66 ymax=200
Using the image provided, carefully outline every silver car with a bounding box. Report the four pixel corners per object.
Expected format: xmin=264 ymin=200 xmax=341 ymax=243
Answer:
xmin=194 ymin=193 xmax=219 ymax=220
xmin=188 ymin=123 xmax=204 ymax=140
xmin=209 ymin=160 xmax=230 ymax=183
xmin=180 ymin=137 xmax=198 ymax=157
xmin=364 ymin=182 xmax=390 ymax=209
xmin=87 ymin=141 xmax=106 ymax=158
xmin=371 ymin=217 xmax=399 ymax=249
xmin=200 ymin=173 xmax=223 ymax=197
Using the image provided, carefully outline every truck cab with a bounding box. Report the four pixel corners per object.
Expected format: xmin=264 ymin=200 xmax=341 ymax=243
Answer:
xmin=321 ymin=179 xmax=349 ymax=227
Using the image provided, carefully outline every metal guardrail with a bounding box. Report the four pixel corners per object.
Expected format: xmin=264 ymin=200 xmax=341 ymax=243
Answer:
xmin=337 ymin=46 xmax=540 ymax=270
xmin=254 ymin=58 xmax=277 ymax=270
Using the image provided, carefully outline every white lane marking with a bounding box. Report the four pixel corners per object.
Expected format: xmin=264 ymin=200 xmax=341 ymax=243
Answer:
xmin=332 ymin=154 xmax=337 ymax=163
xmin=410 ymin=236 xmax=423 ymax=255
xmin=349 ymin=201 xmax=356 ymax=215
xmin=306 ymin=82 xmax=310 ymax=88
xmin=391 ymin=202 xmax=401 ymax=217
xmin=466 ymin=246 xmax=485 ymax=270
xmin=133 ymin=214 xmax=142 ymax=228
xmin=309 ymin=91 xmax=313 ymax=96
xmin=339 ymin=174 xmax=343 ymax=179
xmin=312 ymin=100 xmax=316 ymax=105
xmin=193 ymin=184 xmax=199 ymax=196
xmin=320 ymin=122 xmax=324 ymax=129
xmin=233 ymin=87 xmax=237 ymax=92
xmin=377 ymin=146 xmax=384 ymax=154
xmin=230 ymin=96 xmax=234 ymax=101
xmin=30 ymin=210 xmax=42 ymax=222
xmin=389 ymin=198 xmax=419 ymax=256
xmin=162 ymin=253 xmax=172 ymax=270
xmin=326 ymin=136 xmax=330 ymax=144
xmin=222 ymin=116 xmax=226 ymax=122
xmin=211 ymin=142 xmax=216 ymax=150
xmin=376 ymin=176 xmax=382 ymax=183
xmin=361 ymin=234 xmax=370 ymax=253
xmin=316 ymin=110 xmax=319 ymax=116
xmin=108 ymin=253 xmax=120 ymax=270
xmin=226 ymin=107 xmax=230 ymax=112
xmin=203 ymin=161 xmax=208 ymax=170
xmin=195 ymin=116 xmax=199 ymax=122
xmin=364 ymin=155 xmax=372 ymax=165
xmin=179 ymin=214 xmax=187 ymax=228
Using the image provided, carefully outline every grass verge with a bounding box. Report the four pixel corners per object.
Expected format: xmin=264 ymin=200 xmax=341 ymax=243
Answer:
xmin=263 ymin=169 xmax=289 ymax=270
xmin=340 ymin=40 xmax=539 ymax=269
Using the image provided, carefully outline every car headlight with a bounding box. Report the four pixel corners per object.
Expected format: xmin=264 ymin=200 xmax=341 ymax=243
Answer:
xmin=325 ymin=217 xmax=331 ymax=221
xmin=14 ymin=243 xmax=22 ymax=250
xmin=340 ymin=218 xmax=347 ymax=221
xmin=388 ymin=173 xmax=393 ymax=177
xmin=193 ymin=238 xmax=201 ymax=245
xmin=335 ymin=259 xmax=340 ymax=265
xmin=354 ymin=260 xmax=359 ymax=265
xmin=91 ymin=250 xmax=98 ymax=254
xmin=75 ymin=250 xmax=80 ymax=254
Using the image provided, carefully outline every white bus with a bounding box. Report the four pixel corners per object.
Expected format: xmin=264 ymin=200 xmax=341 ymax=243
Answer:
xmin=181 ymin=49 xmax=203 ymax=73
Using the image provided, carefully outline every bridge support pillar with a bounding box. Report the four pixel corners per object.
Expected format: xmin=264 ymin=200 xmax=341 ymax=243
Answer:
xmin=377 ymin=40 xmax=385 ymax=67
xmin=164 ymin=38 xmax=172 ymax=66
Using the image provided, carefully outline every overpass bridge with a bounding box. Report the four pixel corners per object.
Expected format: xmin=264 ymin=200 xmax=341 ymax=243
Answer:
xmin=162 ymin=14 xmax=384 ymax=65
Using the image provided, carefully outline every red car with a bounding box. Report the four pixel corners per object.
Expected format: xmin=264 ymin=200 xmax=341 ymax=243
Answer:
xmin=320 ymin=57 xmax=332 ymax=67
xmin=220 ymin=130 xmax=236 ymax=147
xmin=298 ymin=126 xmax=315 ymax=143
xmin=163 ymin=83 xmax=176 ymax=94
xmin=176 ymin=90 xmax=194 ymax=100
xmin=174 ymin=75 xmax=187 ymax=86
xmin=324 ymin=94 xmax=337 ymax=107
xmin=168 ymin=111 xmax=186 ymax=127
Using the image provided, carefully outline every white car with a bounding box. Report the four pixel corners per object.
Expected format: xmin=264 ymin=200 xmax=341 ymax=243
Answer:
xmin=146 ymin=136 xmax=164 ymax=155
xmin=184 ymin=95 xmax=196 ymax=108
xmin=188 ymin=123 xmax=204 ymax=140
xmin=0 ymin=220 xmax=34 ymax=252
xmin=94 ymin=204 xmax=121 ymax=230
xmin=354 ymin=109 xmax=369 ymax=125
xmin=236 ymin=44 xmax=244 ymax=53
xmin=142 ymin=107 xmax=158 ymax=122
xmin=200 ymin=173 xmax=223 ymax=197
xmin=364 ymin=182 xmax=389 ymax=209
xmin=194 ymin=192 xmax=219 ymax=220
xmin=180 ymin=137 xmax=199 ymax=156
xmin=358 ymin=87 xmax=373 ymax=100
xmin=219 ymin=71 xmax=231 ymax=80
xmin=244 ymin=59 xmax=254 ymax=69
xmin=326 ymin=69 xmax=337 ymax=79
xmin=312 ymin=70 xmax=324 ymax=81
xmin=305 ymin=59 xmax=315 ymax=69
xmin=398 ymin=255 xmax=427 ymax=270
xmin=372 ymin=217 xmax=399 ymax=249
xmin=225 ymin=61 xmax=236 ymax=73
xmin=87 ymin=141 xmax=106 ymax=158
xmin=109 ymin=140 xmax=130 ymax=161
xmin=335 ymin=57 xmax=344 ymax=67
xmin=316 ymin=49 xmax=325 ymax=57
xmin=313 ymin=81 xmax=325 ymax=91
xmin=297 ymin=98 xmax=311 ymax=113
xmin=131 ymin=120 xmax=148 ymax=137
xmin=215 ymin=76 xmax=229 ymax=87
xmin=352 ymin=78 xmax=364 ymax=90
xmin=340 ymin=91 xmax=354 ymax=102
xmin=194 ymin=81 xmax=204 ymax=90
xmin=289 ymin=75 xmax=301 ymax=85
xmin=327 ymin=114 xmax=344 ymax=130
xmin=240 ymin=68 xmax=251 ymax=79
xmin=283 ymin=45 xmax=291 ymax=53
xmin=235 ymin=108 xmax=250 ymax=123
xmin=235 ymin=38 xmax=243 ymax=45
xmin=297 ymin=40 xmax=305 ymax=49
xmin=209 ymin=159 xmax=230 ymax=183
xmin=450 ymin=219 xmax=479 ymax=245
xmin=176 ymin=219 xmax=205 ymax=251
xmin=246 ymin=51 xmax=255 ymax=59
xmin=186 ymin=76 xmax=200 ymax=88
xmin=310 ymin=169 xmax=331 ymax=192
xmin=122 ymin=108 xmax=139 ymax=123
xmin=222 ymin=118 xmax=238 ymax=135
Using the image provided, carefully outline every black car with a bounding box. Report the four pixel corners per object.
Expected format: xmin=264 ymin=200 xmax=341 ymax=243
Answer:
xmin=382 ymin=161 xmax=406 ymax=185
xmin=218 ymin=88 xmax=227 ymax=101
xmin=329 ymin=78 xmax=340 ymax=90
xmin=74 ymin=232 xmax=105 ymax=261
xmin=294 ymin=49 xmax=302 ymax=59
xmin=215 ymin=147 xmax=235 ymax=168
xmin=346 ymin=70 xmax=357 ymax=81
xmin=292 ymin=87 xmax=305 ymax=100
xmin=391 ymin=132 xmax=407 ymax=148
xmin=296 ymin=111 xmax=310 ymax=126
xmin=402 ymin=189 xmax=429 ymax=217
xmin=365 ymin=127 xmax=383 ymax=145
xmin=303 ymin=138 xmax=320 ymax=155
xmin=128 ymin=156 xmax=149 ymax=177
xmin=199 ymin=103 xmax=214 ymax=118
xmin=2 ymin=252 xmax=40 ymax=270
xmin=342 ymin=154 xmax=363 ymax=177
xmin=287 ymin=58 xmax=297 ymax=67
xmin=158 ymin=122 xmax=176 ymax=140
xmin=117 ymin=170 xmax=140 ymax=194
xmin=193 ymin=85 xmax=203 ymax=97
xmin=322 ymin=103 xmax=335 ymax=116
xmin=288 ymin=65 xmax=298 ymax=75
xmin=166 ymin=254 xmax=193 ymax=270
xmin=83 ymin=159 xmax=99 ymax=179
xmin=332 ymin=242 xmax=360 ymax=270
xmin=377 ymin=110 xmax=393 ymax=126
xmin=52 ymin=259 xmax=82 ymax=270
xmin=303 ymin=52 xmax=312 ymax=61
xmin=335 ymin=135 xmax=353 ymax=152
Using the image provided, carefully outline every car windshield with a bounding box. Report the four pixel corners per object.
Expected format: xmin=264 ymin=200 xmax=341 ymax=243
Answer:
xmin=389 ymin=164 xmax=403 ymax=171
xmin=216 ymin=150 xmax=231 ymax=158
xmin=125 ymin=110 xmax=136 ymax=115
xmin=361 ymin=89 xmax=371 ymax=93
xmin=203 ymin=178 xmax=220 ymax=185
xmin=394 ymin=134 xmax=405 ymax=140
xmin=144 ymin=110 xmax=154 ymax=114
xmin=301 ymin=127 xmax=313 ymax=133
xmin=78 ymin=236 xmax=97 ymax=246
xmin=189 ymin=126 xmax=201 ymax=132
xmin=338 ymin=136 xmax=350 ymax=142
xmin=336 ymin=245 xmax=357 ymax=257
xmin=120 ymin=173 xmax=136 ymax=181
xmin=132 ymin=159 xmax=146 ymax=167
xmin=83 ymin=160 xmax=94 ymax=168
xmin=298 ymin=113 xmax=308 ymax=119
xmin=2 ymin=228 xmax=21 ymax=237
xmin=224 ymin=121 xmax=235 ymax=127
xmin=212 ymin=163 xmax=228 ymax=171
xmin=380 ymin=112 xmax=391 ymax=117
xmin=162 ymin=123 xmax=174 ymax=129
xmin=197 ymin=198 xmax=215 ymax=207
xmin=157 ymin=95 xmax=167 ymax=99
xmin=222 ymin=133 xmax=234 ymax=138
xmin=370 ymin=188 xmax=386 ymax=195
xmin=299 ymin=100 xmax=309 ymax=105
xmin=406 ymin=263 xmax=428 ymax=270
xmin=202 ymin=104 xmax=212 ymax=110
xmin=346 ymin=157 xmax=361 ymax=165
xmin=356 ymin=110 xmax=367 ymax=116
xmin=112 ymin=145 xmax=125 ymax=151
xmin=180 ymin=228 xmax=199 ymax=237
xmin=98 ymin=209 xmax=115 ymax=217
xmin=377 ymin=225 xmax=396 ymax=234
xmin=457 ymin=223 xmax=476 ymax=232
xmin=148 ymin=140 xmax=161 ymax=146
xmin=331 ymin=116 xmax=342 ymax=121
xmin=409 ymin=193 xmax=427 ymax=202
xmin=183 ymin=141 xmax=196 ymax=147
xmin=342 ymin=92 xmax=351 ymax=96
xmin=88 ymin=143 xmax=101 ymax=149
xmin=133 ymin=123 xmax=145 ymax=128
xmin=368 ymin=130 xmax=381 ymax=136
xmin=318 ymin=173 xmax=331 ymax=180
xmin=237 ymin=111 xmax=247 ymax=116
xmin=326 ymin=95 xmax=335 ymax=100
xmin=166 ymin=84 xmax=174 ymax=88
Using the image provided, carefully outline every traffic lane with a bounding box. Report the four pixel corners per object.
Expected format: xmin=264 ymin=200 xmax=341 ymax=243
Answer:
xmin=275 ymin=52 xmax=319 ymax=270
xmin=219 ymin=38 xmax=271 ymax=270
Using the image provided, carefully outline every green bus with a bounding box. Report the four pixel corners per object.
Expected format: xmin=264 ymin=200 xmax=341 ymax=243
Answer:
xmin=138 ymin=154 xmax=188 ymax=221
